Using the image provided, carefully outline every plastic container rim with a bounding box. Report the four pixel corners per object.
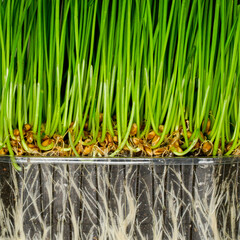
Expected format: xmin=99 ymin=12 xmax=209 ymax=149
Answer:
xmin=0 ymin=155 xmax=240 ymax=165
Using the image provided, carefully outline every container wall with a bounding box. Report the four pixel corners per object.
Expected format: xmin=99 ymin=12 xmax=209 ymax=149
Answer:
xmin=0 ymin=161 xmax=239 ymax=240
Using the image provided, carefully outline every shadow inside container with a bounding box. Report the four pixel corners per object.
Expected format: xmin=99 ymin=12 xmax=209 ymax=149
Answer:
xmin=0 ymin=162 xmax=12 ymax=208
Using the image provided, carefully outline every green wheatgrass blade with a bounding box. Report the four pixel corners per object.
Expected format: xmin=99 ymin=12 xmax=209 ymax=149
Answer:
xmin=0 ymin=3 xmax=6 ymax=145
xmin=61 ymin=70 xmax=71 ymax=135
xmin=44 ymin=2 xmax=55 ymax=135
xmin=212 ymin=12 xmax=240 ymax=155
xmin=202 ymin=0 xmax=220 ymax=133
xmin=84 ymin=79 xmax=103 ymax=146
xmin=195 ymin=0 xmax=204 ymax=131
xmin=152 ymin=91 xmax=176 ymax=149
xmin=74 ymin=65 xmax=95 ymax=145
xmin=49 ymin=0 xmax=61 ymax=136
xmin=110 ymin=103 xmax=135 ymax=157
xmin=158 ymin=3 xmax=178 ymax=125
xmin=16 ymin=2 xmax=34 ymax=154
xmin=176 ymin=0 xmax=190 ymax=146
xmin=154 ymin=0 xmax=175 ymax=127
xmin=115 ymin=0 xmax=127 ymax=144
xmin=171 ymin=138 xmax=199 ymax=156
xmin=132 ymin=0 xmax=141 ymax=135
xmin=34 ymin=0 xmax=44 ymax=135
xmin=226 ymin=90 xmax=240 ymax=155
xmin=68 ymin=132 xmax=80 ymax=157
xmin=219 ymin=0 xmax=227 ymax=152
xmin=99 ymin=0 xmax=110 ymax=143
xmin=37 ymin=91 xmax=54 ymax=151
xmin=72 ymin=0 xmax=83 ymax=132
xmin=144 ymin=0 xmax=159 ymax=134
xmin=85 ymin=0 xmax=108 ymax=142
xmin=49 ymin=0 xmax=70 ymax=136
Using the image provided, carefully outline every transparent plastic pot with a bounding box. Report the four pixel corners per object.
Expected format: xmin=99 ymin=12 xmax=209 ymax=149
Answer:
xmin=0 ymin=156 xmax=239 ymax=240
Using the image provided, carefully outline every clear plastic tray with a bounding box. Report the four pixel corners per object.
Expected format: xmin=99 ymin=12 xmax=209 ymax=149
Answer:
xmin=0 ymin=156 xmax=239 ymax=239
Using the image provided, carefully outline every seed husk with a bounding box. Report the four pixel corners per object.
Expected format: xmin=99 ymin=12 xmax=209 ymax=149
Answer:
xmin=187 ymin=131 xmax=192 ymax=138
xmin=202 ymin=141 xmax=212 ymax=154
xmin=144 ymin=146 xmax=152 ymax=156
xmin=152 ymin=135 xmax=160 ymax=146
xmin=226 ymin=142 xmax=233 ymax=151
xmin=14 ymin=129 xmax=20 ymax=136
xmin=99 ymin=113 xmax=103 ymax=122
xmin=202 ymin=119 xmax=211 ymax=133
xmin=42 ymin=139 xmax=52 ymax=147
xmin=17 ymin=148 xmax=24 ymax=156
xmin=159 ymin=125 xmax=164 ymax=132
xmin=123 ymin=145 xmax=129 ymax=151
xmin=28 ymin=143 xmax=36 ymax=148
xmin=59 ymin=151 xmax=67 ymax=157
xmin=11 ymin=140 xmax=18 ymax=147
xmin=108 ymin=142 xmax=113 ymax=148
xmin=206 ymin=119 xmax=211 ymax=133
xmin=233 ymin=147 xmax=240 ymax=155
xmin=147 ymin=131 xmax=156 ymax=140
xmin=32 ymin=147 xmax=39 ymax=152
xmin=24 ymin=124 xmax=31 ymax=131
xmin=26 ymin=132 xmax=34 ymax=143
xmin=176 ymin=147 xmax=183 ymax=153
xmin=84 ymin=139 xmax=91 ymax=144
xmin=113 ymin=136 xmax=118 ymax=143
xmin=133 ymin=137 xmax=140 ymax=145
xmin=0 ymin=148 xmax=6 ymax=155
xmin=194 ymin=141 xmax=200 ymax=149
xmin=130 ymin=123 xmax=137 ymax=136
xmin=153 ymin=147 xmax=167 ymax=155
xmin=99 ymin=141 xmax=105 ymax=147
xmin=138 ymin=143 xmax=144 ymax=151
xmin=42 ymin=135 xmax=49 ymax=141
xmin=83 ymin=145 xmax=93 ymax=155
xmin=171 ymin=137 xmax=180 ymax=148
xmin=76 ymin=143 xmax=83 ymax=154
xmin=106 ymin=132 xmax=112 ymax=143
